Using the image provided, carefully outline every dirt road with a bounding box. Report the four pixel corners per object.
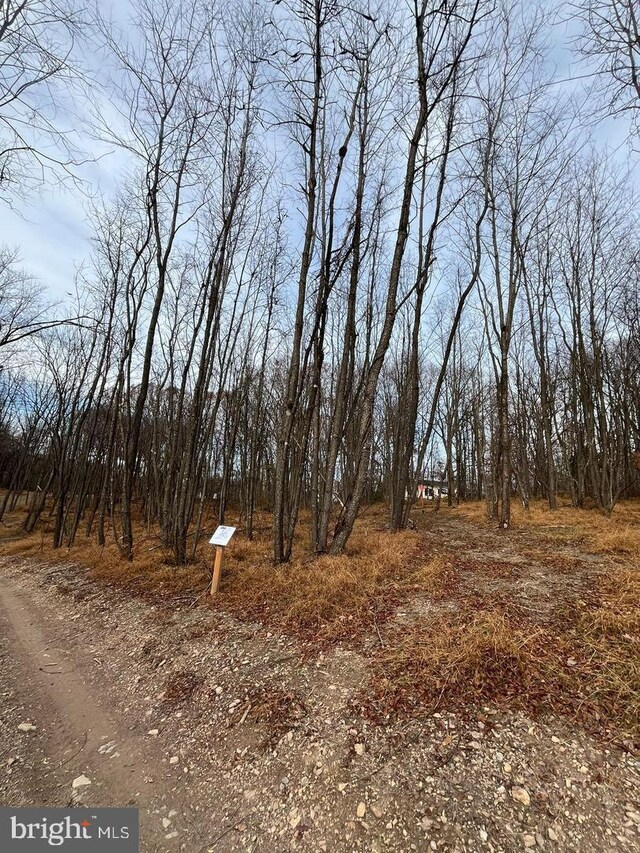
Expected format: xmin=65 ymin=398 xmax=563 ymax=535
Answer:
xmin=0 ymin=566 xmax=209 ymax=851
xmin=0 ymin=550 xmax=639 ymax=852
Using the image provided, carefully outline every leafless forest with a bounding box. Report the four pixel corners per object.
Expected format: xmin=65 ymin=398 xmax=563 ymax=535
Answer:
xmin=1 ymin=0 xmax=639 ymax=564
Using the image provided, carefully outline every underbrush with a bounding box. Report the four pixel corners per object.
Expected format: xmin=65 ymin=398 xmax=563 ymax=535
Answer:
xmin=1 ymin=524 xmax=210 ymax=602
xmin=575 ymin=562 xmax=640 ymax=736
xmin=0 ymin=502 xmax=453 ymax=643
xmin=220 ymin=528 xmax=454 ymax=645
xmin=1 ymin=497 xmax=638 ymax=741
xmin=365 ymin=562 xmax=639 ymax=742
xmin=368 ymin=610 xmax=572 ymax=716
xmin=453 ymin=498 xmax=640 ymax=556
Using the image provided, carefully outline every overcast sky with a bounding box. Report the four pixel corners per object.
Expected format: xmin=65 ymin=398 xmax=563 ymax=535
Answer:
xmin=1 ymin=1 xmax=637 ymax=304
xmin=1 ymin=0 xmax=131 ymax=300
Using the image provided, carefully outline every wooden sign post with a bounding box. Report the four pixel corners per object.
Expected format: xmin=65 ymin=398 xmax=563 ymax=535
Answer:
xmin=209 ymin=525 xmax=237 ymax=596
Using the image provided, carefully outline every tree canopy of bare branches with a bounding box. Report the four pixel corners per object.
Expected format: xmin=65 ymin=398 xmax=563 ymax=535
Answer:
xmin=1 ymin=0 xmax=639 ymax=563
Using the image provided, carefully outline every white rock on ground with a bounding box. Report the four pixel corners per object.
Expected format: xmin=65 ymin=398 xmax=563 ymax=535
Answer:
xmin=510 ymin=786 xmax=531 ymax=807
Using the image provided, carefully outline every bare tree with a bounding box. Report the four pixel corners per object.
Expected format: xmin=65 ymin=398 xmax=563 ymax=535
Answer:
xmin=475 ymin=4 xmax=569 ymax=528
xmin=0 ymin=248 xmax=81 ymax=359
xmin=95 ymin=0 xmax=229 ymax=558
xmin=0 ymin=0 xmax=84 ymax=197
xmin=575 ymin=0 xmax=640 ymax=138
xmin=3 ymin=0 xmax=640 ymax=573
xmin=328 ymin=0 xmax=489 ymax=553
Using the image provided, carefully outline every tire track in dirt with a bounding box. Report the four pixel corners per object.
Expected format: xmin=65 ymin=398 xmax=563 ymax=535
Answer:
xmin=0 ymin=569 xmax=203 ymax=852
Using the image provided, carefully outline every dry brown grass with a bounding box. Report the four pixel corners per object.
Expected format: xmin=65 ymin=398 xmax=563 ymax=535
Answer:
xmin=589 ymin=526 xmax=640 ymax=556
xmin=453 ymin=498 xmax=640 ymax=556
xmin=369 ymin=610 xmax=573 ymax=715
xmin=0 ymin=505 xmax=210 ymax=602
xmin=221 ymin=526 xmax=446 ymax=644
xmin=363 ymin=536 xmax=640 ymax=741
xmin=2 ymin=496 xmax=639 ymax=740
xmin=574 ymin=563 xmax=640 ymax=736
xmin=0 ymin=501 xmax=449 ymax=643
xmin=367 ymin=595 xmax=639 ymax=740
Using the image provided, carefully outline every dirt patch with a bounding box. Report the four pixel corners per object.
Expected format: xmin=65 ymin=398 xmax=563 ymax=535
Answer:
xmin=2 ymin=501 xmax=640 ymax=850
xmin=374 ymin=510 xmax=640 ymax=744
xmin=237 ymin=686 xmax=308 ymax=749
xmin=1 ymin=544 xmax=639 ymax=851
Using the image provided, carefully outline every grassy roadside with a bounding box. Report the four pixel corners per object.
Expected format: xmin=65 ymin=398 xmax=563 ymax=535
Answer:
xmin=1 ymin=497 xmax=638 ymax=743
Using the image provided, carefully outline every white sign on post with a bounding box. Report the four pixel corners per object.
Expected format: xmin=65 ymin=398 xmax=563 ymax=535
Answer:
xmin=209 ymin=525 xmax=237 ymax=547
